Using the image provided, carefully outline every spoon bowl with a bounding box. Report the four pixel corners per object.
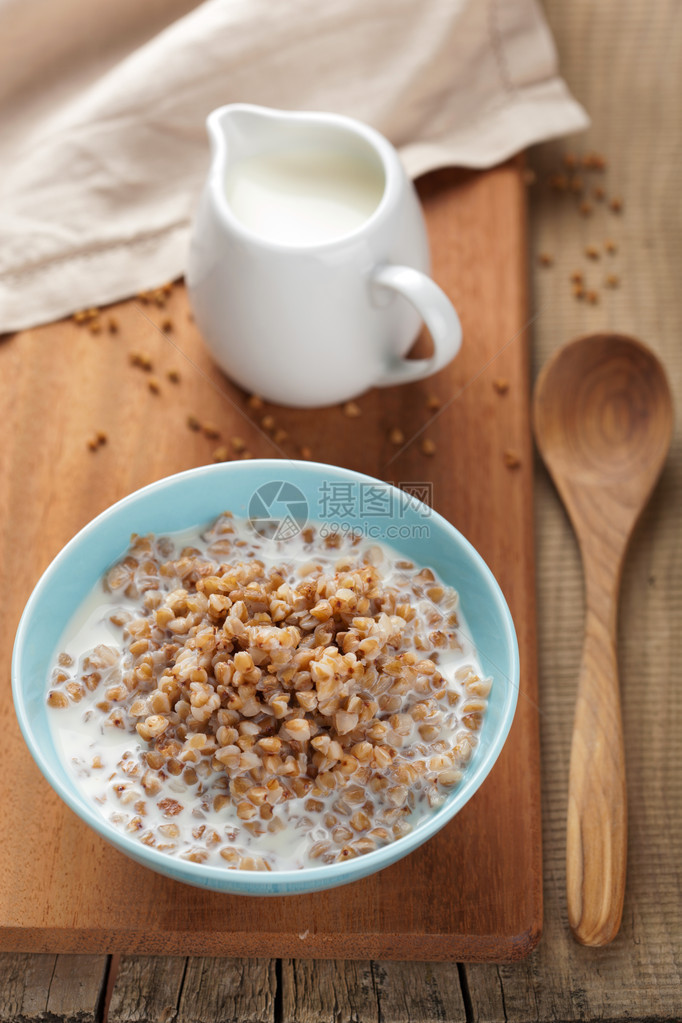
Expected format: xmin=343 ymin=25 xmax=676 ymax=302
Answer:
xmin=533 ymin=333 xmax=673 ymax=947
xmin=535 ymin=333 xmax=673 ymax=499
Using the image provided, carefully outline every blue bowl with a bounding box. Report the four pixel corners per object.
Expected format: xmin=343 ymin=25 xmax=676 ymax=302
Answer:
xmin=12 ymin=461 xmax=518 ymax=895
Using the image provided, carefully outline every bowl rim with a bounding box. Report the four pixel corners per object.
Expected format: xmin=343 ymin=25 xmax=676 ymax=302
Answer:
xmin=12 ymin=459 xmax=520 ymax=891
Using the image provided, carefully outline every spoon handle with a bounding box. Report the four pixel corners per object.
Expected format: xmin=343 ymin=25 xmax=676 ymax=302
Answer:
xmin=566 ymin=578 xmax=627 ymax=946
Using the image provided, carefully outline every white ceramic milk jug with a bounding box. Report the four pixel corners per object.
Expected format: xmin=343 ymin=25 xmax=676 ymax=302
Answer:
xmin=187 ymin=104 xmax=462 ymax=408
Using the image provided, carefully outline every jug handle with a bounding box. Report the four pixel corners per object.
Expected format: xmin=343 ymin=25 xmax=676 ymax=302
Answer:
xmin=370 ymin=264 xmax=462 ymax=387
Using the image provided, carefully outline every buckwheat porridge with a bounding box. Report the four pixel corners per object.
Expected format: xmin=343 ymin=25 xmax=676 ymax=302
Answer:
xmin=47 ymin=513 xmax=490 ymax=871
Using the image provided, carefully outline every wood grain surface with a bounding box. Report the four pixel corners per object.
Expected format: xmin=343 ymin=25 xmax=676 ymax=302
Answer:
xmin=107 ymin=957 xmax=277 ymax=1023
xmin=533 ymin=334 xmax=673 ymax=946
xmin=0 ymin=0 xmax=680 ymax=1019
xmin=0 ymin=159 xmax=541 ymax=960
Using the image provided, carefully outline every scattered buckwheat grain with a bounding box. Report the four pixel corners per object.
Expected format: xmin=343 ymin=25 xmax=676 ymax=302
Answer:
xmin=130 ymin=351 xmax=153 ymax=371
xmin=582 ymin=152 xmax=607 ymax=171
xmin=549 ymin=173 xmax=568 ymax=191
xmin=87 ymin=431 xmax=107 ymax=452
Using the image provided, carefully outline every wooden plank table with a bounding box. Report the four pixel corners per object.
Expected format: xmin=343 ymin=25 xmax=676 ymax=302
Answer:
xmin=0 ymin=0 xmax=680 ymax=1019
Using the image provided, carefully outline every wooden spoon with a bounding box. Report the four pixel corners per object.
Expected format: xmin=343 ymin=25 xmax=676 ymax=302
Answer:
xmin=533 ymin=333 xmax=673 ymax=947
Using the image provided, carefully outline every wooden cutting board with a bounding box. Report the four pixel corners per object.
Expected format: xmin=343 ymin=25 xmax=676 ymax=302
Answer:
xmin=0 ymin=161 xmax=541 ymax=961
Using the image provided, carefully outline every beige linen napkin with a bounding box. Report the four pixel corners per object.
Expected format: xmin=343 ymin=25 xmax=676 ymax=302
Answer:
xmin=0 ymin=0 xmax=587 ymax=332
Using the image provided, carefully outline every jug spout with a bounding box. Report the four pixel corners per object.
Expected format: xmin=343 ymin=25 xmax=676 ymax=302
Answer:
xmin=206 ymin=103 xmax=396 ymax=186
xmin=206 ymin=104 xmax=290 ymax=167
